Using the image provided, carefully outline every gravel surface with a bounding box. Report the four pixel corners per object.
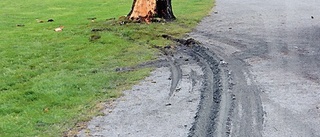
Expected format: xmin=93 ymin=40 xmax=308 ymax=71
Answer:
xmin=79 ymin=0 xmax=320 ymax=136
xmin=190 ymin=0 xmax=320 ymax=136
xmin=78 ymin=53 xmax=205 ymax=137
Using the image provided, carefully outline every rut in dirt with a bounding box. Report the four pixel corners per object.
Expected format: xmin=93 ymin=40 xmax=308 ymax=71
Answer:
xmin=114 ymin=35 xmax=238 ymax=137
xmin=162 ymin=36 xmax=236 ymax=137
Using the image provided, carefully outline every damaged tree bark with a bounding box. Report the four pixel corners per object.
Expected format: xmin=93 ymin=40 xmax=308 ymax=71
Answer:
xmin=127 ymin=0 xmax=176 ymax=23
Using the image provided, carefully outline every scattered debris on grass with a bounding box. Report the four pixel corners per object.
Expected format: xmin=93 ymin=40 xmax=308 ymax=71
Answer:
xmin=161 ymin=34 xmax=199 ymax=46
xmin=16 ymin=24 xmax=25 ymax=27
xmin=89 ymin=34 xmax=101 ymax=42
xmin=87 ymin=17 xmax=97 ymax=22
xmin=54 ymin=26 xmax=64 ymax=32
xmin=36 ymin=19 xmax=44 ymax=23
xmin=47 ymin=19 xmax=54 ymax=22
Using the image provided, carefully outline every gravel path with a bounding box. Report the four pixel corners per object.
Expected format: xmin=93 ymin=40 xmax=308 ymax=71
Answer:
xmin=190 ymin=0 xmax=320 ymax=136
xmin=79 ymin=0 xmax=320 ymax=136
xmin=78 ymin=53 xmax=205 ymax=137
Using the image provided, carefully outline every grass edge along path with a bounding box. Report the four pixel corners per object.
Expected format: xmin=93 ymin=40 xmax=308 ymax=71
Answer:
xmin=0 ymin=0 xmax=215 ymax=136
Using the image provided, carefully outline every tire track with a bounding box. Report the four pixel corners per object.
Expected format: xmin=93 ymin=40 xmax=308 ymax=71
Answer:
xmin=167 ymin=57 xmax=182 ymax=98
xmin=163 ymin=42 xmax=235 ymax=137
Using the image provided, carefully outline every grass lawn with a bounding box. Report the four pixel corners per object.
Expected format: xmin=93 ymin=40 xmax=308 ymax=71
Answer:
xmin=0 ymin=0 xmax=214 ymax=136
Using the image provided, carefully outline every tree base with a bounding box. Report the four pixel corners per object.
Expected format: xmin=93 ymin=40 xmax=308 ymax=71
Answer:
xmin=127 ymin=0 xmax=176 ymax=23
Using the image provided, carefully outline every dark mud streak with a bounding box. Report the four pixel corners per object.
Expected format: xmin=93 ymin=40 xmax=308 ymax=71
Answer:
xmin=167 ymin=57 xmax=182 ymax=97
xmin=163 ymin=35 xmax=237 ymax=137
xmin=226 ymin=94 xmax=236 ymax=136
xmin=216 ymin=61 xmax=236 ymax=137
xmin=190 ymin=70 xmax=197 ymax=93
xmin=187 ymin=45 xmax=222 ymax=137
xmin=225 ymin=68 xmax=236 ymax=136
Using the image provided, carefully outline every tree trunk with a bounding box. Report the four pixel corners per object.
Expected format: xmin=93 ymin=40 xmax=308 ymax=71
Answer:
xmin=127 ymin=0 xmax=176 ymax=23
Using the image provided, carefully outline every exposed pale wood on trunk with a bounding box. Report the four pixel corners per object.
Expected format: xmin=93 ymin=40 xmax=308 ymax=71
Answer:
xmin=127 ymin=0 xmax=176 ymax=23
xmin=128 ymin=0 xmax=156 ymax=23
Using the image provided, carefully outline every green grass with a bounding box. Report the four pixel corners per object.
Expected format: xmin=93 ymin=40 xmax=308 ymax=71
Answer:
xmin=0 ymin=0 xmax=214 ymax=136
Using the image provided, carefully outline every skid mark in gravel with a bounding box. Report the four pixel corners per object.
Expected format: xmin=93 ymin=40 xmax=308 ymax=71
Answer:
xmin=158 ymin=36 xmax=234 ymax=137
xmin=77 ymin=42 xmax=237 ymax=137
xmin=167 ymin=57 xmax=182 ymax=98
xmin=188 ymin=0 xmax=320 ymax=136
xmin=185 ymin=45 xmax=237 ymax=137
xmin=78 ymin=53 xmax=204 ymax=137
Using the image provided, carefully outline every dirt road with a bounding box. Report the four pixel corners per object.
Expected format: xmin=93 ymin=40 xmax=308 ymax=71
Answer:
xmin=78 ymin=0 xmax=320 ymax=136
xmin=189 ymin=0 xmax=320 ymax=136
